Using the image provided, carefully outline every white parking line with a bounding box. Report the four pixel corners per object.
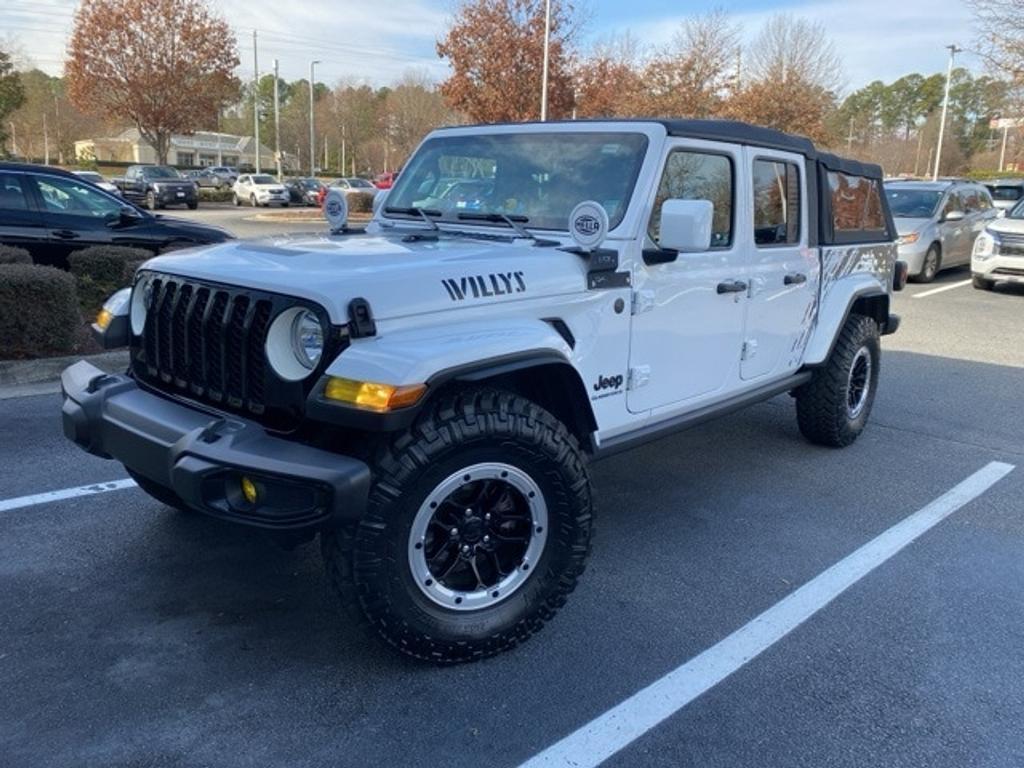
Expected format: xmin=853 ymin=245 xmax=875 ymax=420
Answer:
xmin=518 ymin=461 xmax=1016 ymax=768
xmin=912 ymin=279 xmax=972 ymax=299
xmin=0 ymin=479 xmax=137 ymax=513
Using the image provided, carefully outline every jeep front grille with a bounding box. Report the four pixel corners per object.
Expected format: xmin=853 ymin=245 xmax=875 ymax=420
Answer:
xmin=131 ymin=272 xmax=341 ymax=430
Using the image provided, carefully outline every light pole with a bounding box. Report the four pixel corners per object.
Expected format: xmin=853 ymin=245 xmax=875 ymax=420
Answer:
xmin=309 ymin=60 xmax=321 ymax=177
xmin=933 ymin=44 xmax=961 ymax=182
xmin=540 ymin=0 xmax=551 ymax=121
xmin=253 ymin=30 xmax=261 ymax=174
xmin=273 ymin=58 xmax=282 ymax=181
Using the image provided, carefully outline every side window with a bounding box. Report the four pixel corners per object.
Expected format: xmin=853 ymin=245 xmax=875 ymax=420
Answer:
xmin=649 ymin=150 xmax=734 ymax=248
xmin=0 ymin=173 xmax=32 ymax=212
xmin=829 ymin=172 xmax=886 ymax=234
xmin=941 ymin=192 xmax=962 ymax=218
xmin=753 ymin=160 xmax=800 ymax=246
xmin=962 ymin=189 xmax=981 ymax=213
xmin=35 ymin=175 xmax=123 ymax=219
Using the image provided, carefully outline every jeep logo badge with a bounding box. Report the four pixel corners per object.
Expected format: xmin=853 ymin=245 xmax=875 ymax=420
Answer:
xmin=569 ymin=201 xmax=609 ymax=252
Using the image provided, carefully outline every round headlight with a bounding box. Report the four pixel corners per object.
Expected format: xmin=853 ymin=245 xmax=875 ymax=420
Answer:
xmin=290 ymin=309 xmax=324 ymax=370
xmin=130 ymin=278 xmax=150 ymax=335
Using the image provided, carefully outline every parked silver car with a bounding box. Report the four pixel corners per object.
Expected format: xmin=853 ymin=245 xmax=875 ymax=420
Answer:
xmin=885 ymin=180 xmax=998 ymax=282
xmin=981 ymin=179 xmax=1024 ymax=214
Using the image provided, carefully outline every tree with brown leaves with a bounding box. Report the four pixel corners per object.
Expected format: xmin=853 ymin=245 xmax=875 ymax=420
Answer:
xmin=437 ymin=0 xmax=579 ymax=123
xmin=573 ymin=33 xmax=644 ymax=118
xmin=66 ymin=0 xmax=240 ymax=165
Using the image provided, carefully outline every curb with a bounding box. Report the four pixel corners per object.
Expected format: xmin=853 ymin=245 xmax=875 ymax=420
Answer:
xmin=0 ymin=350 xmax=129 ymax=388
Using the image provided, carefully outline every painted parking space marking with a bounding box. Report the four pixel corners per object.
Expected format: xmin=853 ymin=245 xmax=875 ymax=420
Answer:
xmin=518 ymin=461 xmax=1016 ymax=768
xmin=0 ymin=479 xmax=137 ymax=513
xmin=912 ymin=279 xmax=972 ymax=299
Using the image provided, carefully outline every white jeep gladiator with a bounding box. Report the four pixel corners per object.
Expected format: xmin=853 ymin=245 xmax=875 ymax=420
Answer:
xmin=63 ymin=120 xmax=906 ymax=662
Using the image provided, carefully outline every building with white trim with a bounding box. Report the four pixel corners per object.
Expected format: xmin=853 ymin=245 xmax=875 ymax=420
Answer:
xmin=74 ymin=128 xmax=280 ymax=169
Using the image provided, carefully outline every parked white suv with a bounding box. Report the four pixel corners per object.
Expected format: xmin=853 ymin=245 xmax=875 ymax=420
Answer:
xmin=232 ymin=174 xmax=289 ymax=207
xmin=63 ymin=120 xmax=905 ymax=663
xmin=972 ymin=199 xmax=1024 ymax=290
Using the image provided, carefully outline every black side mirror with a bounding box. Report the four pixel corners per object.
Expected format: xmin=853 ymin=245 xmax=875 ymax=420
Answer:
xmin=114 ymin=206 xmax=143 ymax=226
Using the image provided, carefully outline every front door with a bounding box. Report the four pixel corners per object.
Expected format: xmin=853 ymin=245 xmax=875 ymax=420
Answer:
xmin=29 ymin=173 xmax=124 ymax=268
xmin=627 ymin=141 xmax=748 ymax=414
xmin=740 ymin=151 xmax=819 ymax=381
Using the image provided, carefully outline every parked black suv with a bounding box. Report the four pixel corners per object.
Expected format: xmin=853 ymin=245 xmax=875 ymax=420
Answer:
xmin=115 ymin=165 xmax=199 ymax=210
xmin=0 ymin=163 xmax=233 ymax=268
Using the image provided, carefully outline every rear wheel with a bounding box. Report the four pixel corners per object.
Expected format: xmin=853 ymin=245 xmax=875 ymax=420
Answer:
xmin=322 ymin=389 xmax=593 ymax=663
xmin=795 ymin=314 xmax=881 ymax=448
xmin=972 ymin=275 xmax=995 ymax=291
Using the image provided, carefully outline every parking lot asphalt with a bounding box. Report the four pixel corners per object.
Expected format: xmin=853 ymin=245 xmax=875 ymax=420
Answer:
xmin=1 ymin=266 xmax=1022 ymax=767
xmin=167 ymin=202 xmax=329 ymax=240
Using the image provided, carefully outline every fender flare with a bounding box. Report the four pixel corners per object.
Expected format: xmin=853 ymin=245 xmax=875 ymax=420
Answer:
xmin=804 ymin=281 xmax=891 ymax=366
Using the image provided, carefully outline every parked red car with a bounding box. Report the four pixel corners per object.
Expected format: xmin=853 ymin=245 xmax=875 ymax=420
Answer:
xmin=374 ymin=171 xmax=398 ymax=190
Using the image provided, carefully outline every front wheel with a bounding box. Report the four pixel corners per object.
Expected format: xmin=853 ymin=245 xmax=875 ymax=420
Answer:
xmin=250 ymin=194 xmax=258 ymax=208
xmin=322 ymin=389 xmax=594 ymax=663
xmin=233 ymin=194 xmax=241 ymax=206
xmin=795 ymin=314 xmax=881 ymax=448
xmin=145 ymin=191 xmax=157 ymax=211
xmin=913 ymin=244 xmax=941 ymax=283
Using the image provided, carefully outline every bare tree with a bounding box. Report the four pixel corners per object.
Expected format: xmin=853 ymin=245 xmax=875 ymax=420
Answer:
xmin=746 ymin=14 xmax=843 ymax=93
xmin=971 ymin=0 xmax=1024 ymax=81
xmin=66 ymin=0 xmax=240 ymax=165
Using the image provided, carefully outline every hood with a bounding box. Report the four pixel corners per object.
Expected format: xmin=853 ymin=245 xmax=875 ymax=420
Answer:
xmin=894 ymin=217 xmax=931 ymax=236
xmin=985 ymin=217 xmax=1024 ymax=237
xmin=150 ymin=214 xmax=234 ymax=243
xmin=142 ymin=232 xmax=588 ymax=323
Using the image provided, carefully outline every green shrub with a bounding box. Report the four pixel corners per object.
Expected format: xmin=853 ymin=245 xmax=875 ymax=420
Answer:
xmin=199 ymin=187 xmax=235 ymax=203
xmin=348 ymin=191 xmax=376 ymax=214
xmin=0 ymin=264 xmax=81 ymax=359
xmin=68 ymin=245 xmax=152 ymax=317
xmin=0 ymin=245 xmax=32 ymax=265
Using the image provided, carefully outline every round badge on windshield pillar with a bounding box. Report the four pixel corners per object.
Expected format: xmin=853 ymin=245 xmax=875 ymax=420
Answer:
xmin=324 ymin=187 xmax=349 ymax=233
xmin=569 ymin=201 xmax=609 ymax=252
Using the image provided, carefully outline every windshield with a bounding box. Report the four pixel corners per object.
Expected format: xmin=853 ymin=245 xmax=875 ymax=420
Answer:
xmin=347 ymin=178 xmax=375 ymax=189
xmin=885 ymin=188 xmax=943 ymax=218
xmin=301 ymin=178 xmax=321 ymax=189
xmin=143 ymin=167 xmax=180 ymax=179
xmin=252 ymin=175 xmax=276 ymax=185
xmin=385 ymin=132 xmax=649 ymax=231
xmin=988 ymin=185 xmax=1023 ymax=202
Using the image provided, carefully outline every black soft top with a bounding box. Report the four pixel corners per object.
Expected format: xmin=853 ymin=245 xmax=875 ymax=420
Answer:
xmin=659 ymin=120 xmax=883 ymax=180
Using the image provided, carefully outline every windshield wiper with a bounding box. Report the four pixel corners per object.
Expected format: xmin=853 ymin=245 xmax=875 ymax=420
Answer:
xmin=385 ymin=206 xmax=442 ymax=231
xmin=456 ymin=212 xmax=556 ymax=245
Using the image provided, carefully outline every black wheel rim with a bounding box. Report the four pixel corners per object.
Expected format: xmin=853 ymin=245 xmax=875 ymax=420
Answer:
xmin=409 ymin=463 xmax=547 ymax=611
xmin=847 ymin=347 xmax=872 ymax=419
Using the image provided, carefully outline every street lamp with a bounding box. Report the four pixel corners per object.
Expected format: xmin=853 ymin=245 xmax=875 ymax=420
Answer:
xmin=309 ymin=60 xmax=321 ymax=177
xmin=933 ymin=44 xmax=962 ymax=181
xmin=540 ymin=0 xmax=551 ymax=121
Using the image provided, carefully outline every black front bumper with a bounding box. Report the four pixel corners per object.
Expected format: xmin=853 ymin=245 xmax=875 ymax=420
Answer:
xmin=61 ymin=361 xmax=371 ymax=530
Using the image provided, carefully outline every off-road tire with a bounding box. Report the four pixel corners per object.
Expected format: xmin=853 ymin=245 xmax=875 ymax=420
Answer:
xmin=322 ymin=389 xmax=593 ymax=663
xmin=972 ymin=275 xmax=995 ymax=291
xmin=795 ymin=313 xmax=880 ymax=448
xmin=126 ymin=468 xmax=190 ymax=512
xmin=913 ymin=244 xmax=941 ymax=283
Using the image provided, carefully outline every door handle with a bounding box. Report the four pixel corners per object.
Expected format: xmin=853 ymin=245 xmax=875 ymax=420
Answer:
xmin=716 ymin=280 xmax=748 ymax=295
xmin=784 ymin=273 xmax=807 ymax=286
xmin=52 ymin=230 xmax=79 ymax=240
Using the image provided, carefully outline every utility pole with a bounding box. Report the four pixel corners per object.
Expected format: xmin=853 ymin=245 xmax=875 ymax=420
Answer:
xmin=540 ymin=0 xmax=551 ymax=121
xmin=309 ymin=60 xmax=320 ymax=177
xmin=9 ymin=122 xmax=16 ymax=157
xmin=253 ymin=30 xmax=261 ymax=173
xmin=341 ymin=123 xmax=346 ymax=181
xmin=43 ymin=113 xmax=49 ymax=165
xmin=847 ymin=117 xmax=855 ymax=152
xmin=273 ymin=58 xmax=282 ymax=181
xmin=933 ymin=44 xmax=961 ymax=182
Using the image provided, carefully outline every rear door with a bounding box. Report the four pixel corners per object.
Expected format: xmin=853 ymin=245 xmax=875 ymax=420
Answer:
xmin=0 ymin=171 xmax=47 ymax=263
xmin=740 ymin=150 xmax=819 ymax=382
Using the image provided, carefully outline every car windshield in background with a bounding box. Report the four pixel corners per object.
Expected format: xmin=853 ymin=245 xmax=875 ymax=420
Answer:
xmin=300 ymin=179 xmax=321 ymax=189
xmin=144 ymin=167 xmax=180 ymax=179
xmin=989 ymin=186 xmax=1023 ymax=202
xmin=252 ymin=175 xmax=277 ymax=185
xmin=385 ymin=132 xmax=649 ymax=230
xmin=347 ymin=178 xmax=375 ymax=189
xmin=76 ymin=172 xmax=103 ymax=182
xmin=885 ymin=188 xmax=942 ymax=218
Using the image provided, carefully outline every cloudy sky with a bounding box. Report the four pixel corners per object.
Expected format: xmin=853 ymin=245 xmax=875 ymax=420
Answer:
xmin=2 ymin=0 xmax=979 ymax=93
